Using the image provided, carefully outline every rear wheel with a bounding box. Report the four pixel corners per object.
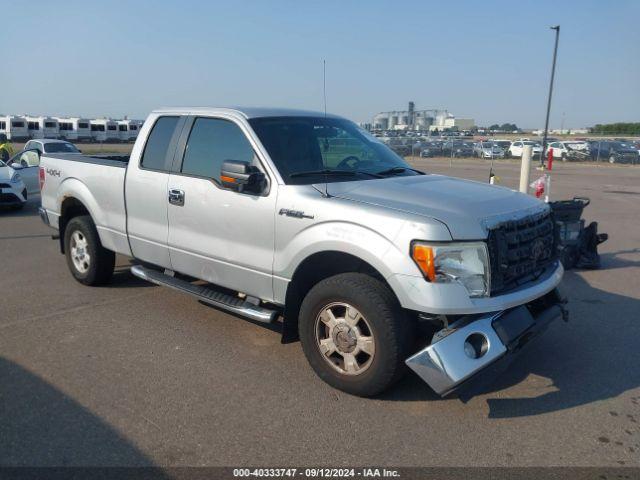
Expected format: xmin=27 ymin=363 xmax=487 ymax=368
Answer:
xmin=64 ymin=215 xmax=115 ymax=285
xmin=299 ymin=273 xmax=413 ymax=397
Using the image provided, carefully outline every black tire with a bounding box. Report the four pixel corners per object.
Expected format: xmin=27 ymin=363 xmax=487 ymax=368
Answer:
xmin=64 ymin=215 xmax=115 ymax=285
xmin=299 ymin=273 xmax=414 ymax=397
xmin=561 ymin=153 xmax=567 ymax=162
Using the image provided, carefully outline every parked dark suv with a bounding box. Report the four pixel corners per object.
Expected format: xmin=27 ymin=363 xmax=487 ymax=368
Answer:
xmin=589 ymin=141 xmax=639 ymax=164
xmin=441 ymin=141 xmax=474 ymax=157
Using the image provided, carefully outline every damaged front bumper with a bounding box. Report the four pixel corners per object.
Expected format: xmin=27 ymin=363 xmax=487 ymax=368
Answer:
xmin=406 ymin=289 xmax=567 ymax=398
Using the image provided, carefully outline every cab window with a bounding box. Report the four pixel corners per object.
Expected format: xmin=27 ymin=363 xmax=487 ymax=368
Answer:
xmin=180 ymin=117 xmax=258 ymax=182
xmin=140 ymin=116 xmax=180 ymax=171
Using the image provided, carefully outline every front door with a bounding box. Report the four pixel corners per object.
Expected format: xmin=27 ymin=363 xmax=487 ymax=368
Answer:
xmin=167 ymin=116 xmax=277 ymax=301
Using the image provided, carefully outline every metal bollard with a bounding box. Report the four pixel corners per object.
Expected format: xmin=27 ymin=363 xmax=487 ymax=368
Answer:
xmin=519 ymin=145 xmax=533 ymax=193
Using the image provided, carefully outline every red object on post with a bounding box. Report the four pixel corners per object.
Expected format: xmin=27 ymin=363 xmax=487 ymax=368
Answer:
xmin=547 ymin=148 xmax=554 ymax=170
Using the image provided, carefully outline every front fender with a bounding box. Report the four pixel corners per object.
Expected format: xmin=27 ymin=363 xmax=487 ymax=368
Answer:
xmin=273 ymin=220 xmax=423 ymax=305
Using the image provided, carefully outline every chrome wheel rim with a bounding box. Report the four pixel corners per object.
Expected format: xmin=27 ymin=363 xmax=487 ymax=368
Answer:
xmin=70 ymin=230 xmax=91 ymax=273
xmin=314 ymin=302 xmax=375 ymax=376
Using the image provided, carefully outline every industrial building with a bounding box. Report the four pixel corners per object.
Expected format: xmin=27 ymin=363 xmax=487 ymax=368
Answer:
xmin=372 ymin=102 xmax=475 ymax=132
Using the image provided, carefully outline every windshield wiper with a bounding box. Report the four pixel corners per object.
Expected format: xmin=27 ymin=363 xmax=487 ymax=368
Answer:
xmin=289 ymin=169 xmax=383 ymax=179
xmin=375 ymin=166 xmax=424 ymax=176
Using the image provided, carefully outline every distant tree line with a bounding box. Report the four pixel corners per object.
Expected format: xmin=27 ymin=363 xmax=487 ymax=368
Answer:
xmin=590 ymin=123 xmax=640 ymax=135
xmin=487 ymin=123 xmax=519 ymax=132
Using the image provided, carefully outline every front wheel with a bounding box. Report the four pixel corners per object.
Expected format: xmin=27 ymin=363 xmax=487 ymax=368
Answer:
xmin=299 ymin=273 xmax=413 ymax=397
xmin=609 ymin=155 xmax=616 ymax=164
xmin=64 ymin=215 xmax=115 ymax=285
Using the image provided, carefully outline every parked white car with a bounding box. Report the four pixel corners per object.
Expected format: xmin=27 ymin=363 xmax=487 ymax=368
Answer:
xmin=473 ymin=141 xmax=505 ymax=159
xmin=23 ymin=139 xmax=81 ymax=156
xmin=0 ymin=159 xmax=28 ymax=209
xmin=546 ymin=141 xmax=589 ymax=160
xmin=509 ymin=140 xmax=543 ymax=158
xmin=5 ymin=150 xmax=41 ymax=193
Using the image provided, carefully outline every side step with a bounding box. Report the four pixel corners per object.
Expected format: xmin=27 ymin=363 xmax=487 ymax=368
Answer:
xmin=130 ymin=265 xmax=278 ymax=323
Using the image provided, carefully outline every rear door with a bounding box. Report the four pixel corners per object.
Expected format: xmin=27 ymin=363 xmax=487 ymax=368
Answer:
xmin=166 ymin=115 xmax=277 ymax=301
xmin=125 ymin=115 xmax=185 ymax=269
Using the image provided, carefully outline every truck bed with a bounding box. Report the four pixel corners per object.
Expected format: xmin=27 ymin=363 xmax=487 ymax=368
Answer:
xmin=45 ymin=153 xmax=130 ymax=167
xmin=40 ymin=152 xmax=131 ymax=256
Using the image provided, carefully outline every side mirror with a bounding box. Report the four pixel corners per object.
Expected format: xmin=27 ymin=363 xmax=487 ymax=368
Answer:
xmin=220 ymin=160 xmax=265 ymax=194
xmin=10 ymin=163 xmax=24 ymax=170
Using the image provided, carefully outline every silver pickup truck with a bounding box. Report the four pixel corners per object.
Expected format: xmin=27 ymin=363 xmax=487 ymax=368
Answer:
xmin=39 ymin=107 xmax=566 ymax=398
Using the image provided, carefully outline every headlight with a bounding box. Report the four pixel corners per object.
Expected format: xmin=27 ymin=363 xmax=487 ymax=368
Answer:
xmin=411 ymin=242 xmax=490 ymax=297
xmin=10 ymin=173 xmax=22 ymax=183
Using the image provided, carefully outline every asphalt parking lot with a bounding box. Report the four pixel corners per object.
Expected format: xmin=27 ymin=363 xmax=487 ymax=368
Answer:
xmin=1 ymin=158 xmax=639 ymax=467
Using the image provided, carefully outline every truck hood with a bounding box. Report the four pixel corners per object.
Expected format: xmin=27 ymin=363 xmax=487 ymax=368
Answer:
xmin=325 ymin=174 xmax=548 ymax=239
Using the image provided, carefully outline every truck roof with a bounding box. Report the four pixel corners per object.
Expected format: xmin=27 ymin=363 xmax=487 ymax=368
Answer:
xmin=152 ymin=106 xmax=343 ymax=120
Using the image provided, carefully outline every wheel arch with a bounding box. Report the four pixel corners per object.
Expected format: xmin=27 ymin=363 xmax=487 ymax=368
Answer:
xmin=58 ymin=196 xmax=93 ymax=253
xmin=55 ymin=178 xmax=108 ymax=253
xmin=281 ymin=250 xmax=398 ymax=343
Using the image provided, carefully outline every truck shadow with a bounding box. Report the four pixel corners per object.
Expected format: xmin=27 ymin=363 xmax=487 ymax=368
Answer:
xmin=381 ymin=264 xmax=640 ymax=417
xmin=0 ymin=356 xmax=168 ymax=470
xmin=104 ymin=260 xmax=157 ymax=289
xmin=483 ymin=263 xmax=640 ymax=418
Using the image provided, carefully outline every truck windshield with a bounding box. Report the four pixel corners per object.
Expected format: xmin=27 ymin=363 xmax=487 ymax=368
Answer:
xmin=249 ymin=116 xmax=418 ymax=184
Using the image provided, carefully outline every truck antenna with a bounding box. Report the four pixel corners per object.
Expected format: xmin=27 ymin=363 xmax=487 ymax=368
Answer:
xmin=323 ymin=59 xmax=327 ymax=118
xmin=322 ymin=59 xmax=331 ymax=198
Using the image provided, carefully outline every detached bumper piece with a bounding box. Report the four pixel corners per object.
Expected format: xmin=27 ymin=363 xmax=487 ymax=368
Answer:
xmin=406 ymin=289 xmax=567 ymax=399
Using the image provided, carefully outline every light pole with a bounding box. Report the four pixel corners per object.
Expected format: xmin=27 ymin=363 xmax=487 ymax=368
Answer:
xmin=540 ymin=25 xmax=560 ymax=168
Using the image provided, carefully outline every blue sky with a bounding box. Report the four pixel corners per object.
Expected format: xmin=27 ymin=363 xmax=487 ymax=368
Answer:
xmin=2 ymin=0 xmax=638 ymax=128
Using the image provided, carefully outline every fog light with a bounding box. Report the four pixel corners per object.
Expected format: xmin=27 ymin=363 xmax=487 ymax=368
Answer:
xmin=463 ymin=333 xmax=489 ymax=359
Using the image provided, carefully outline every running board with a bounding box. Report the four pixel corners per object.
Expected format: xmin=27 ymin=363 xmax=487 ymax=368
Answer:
xmin=130 ymin=265 xmax=278 ymax=323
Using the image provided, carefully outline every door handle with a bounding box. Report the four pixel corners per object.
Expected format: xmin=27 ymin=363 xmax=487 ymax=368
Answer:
xmin=168 ymin=188 xmax=185 ymax=206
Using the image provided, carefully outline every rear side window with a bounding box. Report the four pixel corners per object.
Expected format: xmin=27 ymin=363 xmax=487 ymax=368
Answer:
xmin=181 ymin=117 xmax=256 ymax=181
xmin=140 ymin=116 xmax=180 ymax=171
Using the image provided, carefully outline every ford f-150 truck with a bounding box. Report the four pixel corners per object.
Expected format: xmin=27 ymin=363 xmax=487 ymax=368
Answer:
xmin=39 ymin=107 xmax=566 ymax=398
